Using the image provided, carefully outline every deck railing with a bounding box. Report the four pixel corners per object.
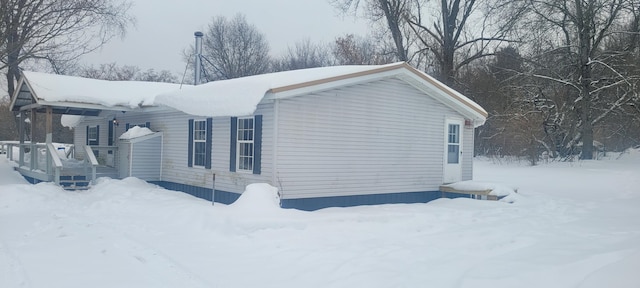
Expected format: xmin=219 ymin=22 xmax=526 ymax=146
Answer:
xmin=83 ymin=145 xmax=99 ymax=184
xmin=2 ymin=142 xmax=64 ymax=184
xmin=2 ymin=142 xmax=119 ymax=186
xmin=47 ymin=143 xmax=63 ymax=184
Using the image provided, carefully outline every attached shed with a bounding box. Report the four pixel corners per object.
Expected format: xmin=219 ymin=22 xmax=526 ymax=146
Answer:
xmin=118 ymin=127 xmax=163 ymax=181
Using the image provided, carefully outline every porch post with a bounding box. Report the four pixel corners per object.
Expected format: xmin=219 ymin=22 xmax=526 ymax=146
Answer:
xmin=46 ymin=106 xmax=53 ymax=179
xmin=30 ymin=109 xmax=36 ymax=170
xmin=30 ymin=109 xmax=36 ymax=142
xmin=46 ymin=106 xmax=53 ymax=144
xmin=18 ymin=111 xmax=25 ymax=166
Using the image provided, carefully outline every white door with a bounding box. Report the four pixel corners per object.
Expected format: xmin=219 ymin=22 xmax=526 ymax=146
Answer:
xmin=443 ymin=119 xmax=463 ymax=183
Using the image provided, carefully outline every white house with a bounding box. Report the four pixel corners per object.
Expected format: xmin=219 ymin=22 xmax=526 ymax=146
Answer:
xmin=8 ymin=62 xmax=487 ymax=210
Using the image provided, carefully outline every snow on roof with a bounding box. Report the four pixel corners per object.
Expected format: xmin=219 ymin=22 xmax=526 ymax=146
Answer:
xmin=119 ymin=126 xmax=155 ymax=140
xmin=22 ymin=71 xmax=184 ymax=109
xmin=155 ymin=62 xmax=487 ymax=121
xmin=19 ymin=62 xmax=487 ymax=123
xmin=154 ymin=63 xmax=404 ymax=117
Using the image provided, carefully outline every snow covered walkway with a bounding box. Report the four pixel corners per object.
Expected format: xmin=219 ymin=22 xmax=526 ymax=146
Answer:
xmin=1 ymin=151 xmax=639 ymax=288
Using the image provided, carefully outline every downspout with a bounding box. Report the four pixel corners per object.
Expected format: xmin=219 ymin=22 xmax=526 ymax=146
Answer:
xmin=272 ymin=99 xmax=281 ymax=201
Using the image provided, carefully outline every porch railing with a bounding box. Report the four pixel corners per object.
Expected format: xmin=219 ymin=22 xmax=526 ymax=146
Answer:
xmin=2 ymin=142 xmax=119 ymax=186
xmin=2 ymin=142 xmax=64 ymax=184
xmin=47 ymin=143 xmax=63 ymax=185
xmin=83 ymin=145 xmax=99 ymax=184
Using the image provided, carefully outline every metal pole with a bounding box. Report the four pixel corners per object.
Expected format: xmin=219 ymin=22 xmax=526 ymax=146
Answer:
xmin=194 ymin=31 xmax=203 ymax=85
xmin=212 ymin=173 xmax=216 ymax=206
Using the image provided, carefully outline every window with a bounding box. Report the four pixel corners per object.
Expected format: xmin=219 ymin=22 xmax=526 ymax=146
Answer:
xmin=237 ymin=117 xmax=254 ymax=172
xmin=88 ymin=126 xmax=97 ymax=142
xmin=193 ymin=120 xmax=207 ymax=167
xmin=230 ymin=115 xmax=261 ymax=174
xmin=447 ymin=124 xmax=460 ymax=164
xmin=188 ymin=118 xmax=212 ymax=168
xmin=86 ymin=125 xmax=99 ymax=146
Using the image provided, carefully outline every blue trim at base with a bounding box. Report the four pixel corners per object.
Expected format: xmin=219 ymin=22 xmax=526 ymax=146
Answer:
xmin=17 ymin=174 xmax=503 ymax=210
xmin=149 ymin=181 xmax=240 ymax=205
xmin=441 ymin=192 xmax=474 ymax=199
xmin=145 ymin=181 xmax=499 ymax=211
xmin=281 ymin=191 xmax=442 ymax=211
xmin=21 ymin=175 xmax=43 ymax=184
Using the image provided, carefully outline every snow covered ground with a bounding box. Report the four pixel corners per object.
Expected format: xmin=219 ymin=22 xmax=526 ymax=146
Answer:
xmin=1 ymin=150 xmax=639 ymax=288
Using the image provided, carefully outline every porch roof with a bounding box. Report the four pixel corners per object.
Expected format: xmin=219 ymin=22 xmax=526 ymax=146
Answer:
xmin=9 ymin=71 xmax=185 ymax=115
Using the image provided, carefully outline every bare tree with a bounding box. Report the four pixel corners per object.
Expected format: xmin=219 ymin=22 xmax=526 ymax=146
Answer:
xmin=272 ymin=39 xmax=332 ymax=71
xmin=79 ymin=62 xmax=178 ymax=83
xmin=0 ymin=97 xmax=18 ymax=140
xmin=521 ymin=0 xmax=640 ymax=159
xmin=404 ymin=0 xmax=523 ymax=86
xmin=332 ymin=33 xmax=395 ymax=65
xmin=200 ymin=14 xmax=270 ymax=80
xmin=332 ymin=0 xmax=414 ymax=61
xmin=0 ymin=0 xmax=133 ymax=97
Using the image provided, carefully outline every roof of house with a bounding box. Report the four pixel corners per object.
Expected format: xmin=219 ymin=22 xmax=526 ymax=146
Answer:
xmin=10 ymin=62 xmax=487 ymax=125
xmin=156 ymin=62 xmax=487 ymax=126
xmin=10 ymin=71 xmax=184 ymax=115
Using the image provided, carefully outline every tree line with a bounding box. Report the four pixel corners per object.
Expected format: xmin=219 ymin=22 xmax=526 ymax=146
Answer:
xmin=191 ymin=1 xmax=640 ymax=162
xmin=1 ymin=0 xmax=639 ymax=163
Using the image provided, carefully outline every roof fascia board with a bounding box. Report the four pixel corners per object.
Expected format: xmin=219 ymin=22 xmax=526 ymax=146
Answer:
xmin=400 ymin=73 xmax=486 ymax=127
xmin=34 ymin=100 xmax=134 ymax=112
xmin=265 ymin=68 xmax=404 ymax=100
xmin=402 ymin=64 xmax=488 ymax=118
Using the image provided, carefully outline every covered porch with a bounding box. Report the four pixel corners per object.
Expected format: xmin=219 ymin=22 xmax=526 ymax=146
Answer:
xmin=6 ymin=72 xmax=129 ymax=189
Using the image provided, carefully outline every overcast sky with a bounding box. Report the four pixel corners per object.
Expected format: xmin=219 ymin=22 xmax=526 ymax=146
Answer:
xmin=81 ymin=0 xmax=369 ymax=78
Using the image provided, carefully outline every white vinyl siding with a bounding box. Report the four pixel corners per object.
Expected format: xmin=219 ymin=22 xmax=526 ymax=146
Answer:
xmin=128 ymin=135 xmax=162 ymax=181
xmin=71 ymin=76 xmax=476 ymax=200
xmin=275 ymin=77 xmax=466 ymax=199
xmin=73 ymin=105 xmax=273 ymax=195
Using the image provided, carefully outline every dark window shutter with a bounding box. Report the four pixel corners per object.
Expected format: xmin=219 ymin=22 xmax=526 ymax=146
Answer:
xmin=205 ymin=117 xmax=213 ymax=169
xmin=108 ymin=121 xmax=114 ymax=146
xmin=125 ymin=123 xmax=130 ymax=131
xmin=86 ymin=126 xmax=89 ymax=145
xmin=188 ymin=119 xmax=194 ymax=167
xmin=145 ymin=122 xmax=151 ymax=129
xmin=229 ymin=117 xmax=237 ymax=172
xmin=253 ymin=115 xmax=262 ymax=175
xmin=95 ymin=125 xmax=100 ymax=145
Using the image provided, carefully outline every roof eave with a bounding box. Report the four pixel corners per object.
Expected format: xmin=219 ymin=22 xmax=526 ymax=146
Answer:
xmin=9 ymin=71 xmax=37 ymax=111
xmin=264 ymin=63 xmax=407 ymax=100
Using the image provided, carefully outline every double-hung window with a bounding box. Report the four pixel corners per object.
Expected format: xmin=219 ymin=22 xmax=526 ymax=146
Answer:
xmin=188 ymin=118 xmax=212 ymax=168
xmin=88 ymin=126 xmax=98 ymax=143
xmin=87 ymin=125 xmax=99 ymax=146
xmin=237 ymin=117 xmax=254 ymax=172
xmin=230 ymin=115 xmax=261 ymax=174
xmin=192 ymin=120 xmax=207 ymax=167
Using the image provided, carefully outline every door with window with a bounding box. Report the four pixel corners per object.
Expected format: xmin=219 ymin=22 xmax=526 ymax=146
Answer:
xmin=443 ymin=119 xmax=463 ymax=183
